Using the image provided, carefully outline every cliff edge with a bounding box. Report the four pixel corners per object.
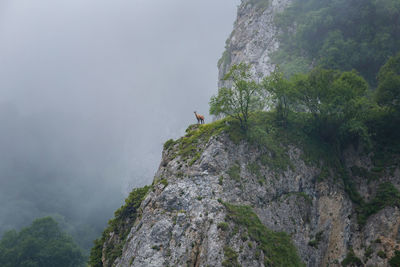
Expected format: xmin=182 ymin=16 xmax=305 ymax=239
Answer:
xmin=91 ymin=119 xmax=400 ymax=266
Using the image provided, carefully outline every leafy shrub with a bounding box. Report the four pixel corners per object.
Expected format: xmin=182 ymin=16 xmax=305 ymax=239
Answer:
xmin=389 ymin=250 xmax=400 ymax=266
xmin=222 ymin=246 xmax=240 ymax=267
xmin=364 ymin=245 xmax=373 ymax=259
xmin=377 ymin=250 xmax=386 ymax=259
xmin=163 ymin=139 xmax=176 ymax=150
xmin=160 ymin=178 xmax=168 ymax=187
xmin=217 ymin=222 xmax=229 ymax=231
xmin=308 ymin=231 xmax=323 ymax=248
xmin=341 ymin=248 xmax=362 ymax=266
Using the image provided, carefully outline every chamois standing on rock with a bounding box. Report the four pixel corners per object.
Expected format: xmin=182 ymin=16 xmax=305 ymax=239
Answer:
xmin=194 ymin=111 xmax=204 ymax=124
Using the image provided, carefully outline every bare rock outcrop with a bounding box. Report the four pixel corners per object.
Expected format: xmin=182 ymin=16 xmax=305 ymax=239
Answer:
xmin=218 ymin=0 xmax=293 ymax=88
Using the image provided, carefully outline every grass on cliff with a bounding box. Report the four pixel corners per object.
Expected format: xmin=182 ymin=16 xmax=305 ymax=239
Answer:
xmin=222 ymin=202 xmax=304 ymax=266
xmin=222 ymin=246 xmax=240 ymax=267
xmin=88 ymin=185 xmax=150 ymax=267
xmin=163 ymin=112 xmax=296 ymax=172
xmin=227 ymin=163 xmax=241 ymax=182
xmin=164 ymin=120 xmax=228 ymax=166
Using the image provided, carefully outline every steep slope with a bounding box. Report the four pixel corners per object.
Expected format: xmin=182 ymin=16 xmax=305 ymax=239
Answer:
xmin=92 ymin=121 xmax=400 ymax=266
xmin=218 ymin=0 xmax=292 ymax=87
xmin=90 ymin=0 xmax=400 ymax=266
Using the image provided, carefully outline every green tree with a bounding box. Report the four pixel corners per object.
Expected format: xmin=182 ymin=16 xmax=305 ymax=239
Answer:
xmin=375 ymin=52 xmax=400 ymax=112
xmin=261 ymin=68 xmax=297 ymax=125
xmin=292 ymin=68 xmax=339 ymax=119
xmin=0 ymin=217 xmax=85 ymax=267
xmin=210 ymin=63 xmax=263 ymax=131
xmin=292 ymin=68 xmax=370 ymax=145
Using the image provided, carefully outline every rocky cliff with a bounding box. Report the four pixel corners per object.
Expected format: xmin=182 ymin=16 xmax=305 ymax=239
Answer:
xmin=92 ymin=119 xmax=400 ymax=267
xmin=218 ymin=0 xmax=292 ymax=88
xmin=90 ymin=1 xmax=400 ymax=266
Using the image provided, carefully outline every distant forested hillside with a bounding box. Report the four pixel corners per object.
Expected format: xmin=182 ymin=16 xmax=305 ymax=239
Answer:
xmin=272 ymin=0 xmax=400 ymax=85
xmin=0 ymin=217 xmax=85 ymax=267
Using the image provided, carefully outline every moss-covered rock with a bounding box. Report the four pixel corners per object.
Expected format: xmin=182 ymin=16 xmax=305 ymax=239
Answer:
xmin=88 ymin=185 xmax=150 ymax=267
xmin=222 ymin=202 xmax=304 ymax=266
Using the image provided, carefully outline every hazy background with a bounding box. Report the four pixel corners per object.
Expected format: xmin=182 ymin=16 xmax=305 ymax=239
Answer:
xmin=0 ymin=0 xmax=239 ymax=251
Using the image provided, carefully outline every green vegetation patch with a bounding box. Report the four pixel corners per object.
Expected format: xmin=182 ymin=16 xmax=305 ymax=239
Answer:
xmin=390 ymin=250 xmax=400 ymax=267
xmin=211 ymin=57 xmax=400 ymax=227
xmin=377 ymin=250 xmax=386 ymax=259
xmin=217 ymin=222 xmax=229 ymax=231
xmin=218 ymin=50 xmax=232 ymax=74
xmin=350 ymin=166 xmax=378 ymax=182
xmin=222 ymin=202 xmax=304 ymax=266
xmin=222 ymin=246 xmax=240 ymax=267
xmin=308 ymin=231 xmax=323 ymax=248
xmin=247 ymin=162 xmax=261 ymax=177
xmin=89 ymin=185 xmax=150 ymax=267
xmin=364 ymin=245 xmax=373 ymax=259
xmin=160 ymin=178 xmax=168 ymax=187
xmin=221 ymin=111 xmax=294 ymax=172
xmin=357 ymin=182 xmax=400 ymax=226
xmin=248 ymin=112 xmax=295 ymax=171
xmin=163 ymin=139 xmax=176 ymax=151
xmin=170 ymin=120 xmax=227 ymax=166
xmin=227 ymin=163 xmax=241 ymax=182
xmin=341 ymin=248 xmax=362 ymax=266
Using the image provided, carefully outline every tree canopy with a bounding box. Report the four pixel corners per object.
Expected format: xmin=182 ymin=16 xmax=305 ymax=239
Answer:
xmin=261 ymin=67 xmax=371 ymax=146
xmin=210 ymin=63 xmax=264 ymax=131
xmin=211 ymin=51 xmax=400 ymax=150
xmin=0 ymin=217 xmax=85 ymax=267
xmin=375 ymin=52 xmax=400 ymax=112
xmin=273 ymin=0 xmax=400 ymax=84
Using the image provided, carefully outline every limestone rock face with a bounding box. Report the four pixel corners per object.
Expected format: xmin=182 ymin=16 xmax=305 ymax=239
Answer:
xmin=108 ymin=131 xmax=399 ymax=266
xmin=218 ymin=0 xmax=293 ymax=88
xmin=98 ymin=1 xmax=400 ymax=265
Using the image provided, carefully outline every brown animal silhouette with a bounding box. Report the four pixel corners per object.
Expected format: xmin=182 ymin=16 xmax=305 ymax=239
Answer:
xmin=194 ymin=111 xmax=204 ymax=124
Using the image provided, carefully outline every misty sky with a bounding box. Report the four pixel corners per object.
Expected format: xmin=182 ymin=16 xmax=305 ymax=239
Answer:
xmin=0 ymin=0 xmax=240 ymax=240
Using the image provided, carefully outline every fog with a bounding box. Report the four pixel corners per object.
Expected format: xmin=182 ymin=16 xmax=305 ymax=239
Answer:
xmin=0 ymin=0 xmax=239 ymax=250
